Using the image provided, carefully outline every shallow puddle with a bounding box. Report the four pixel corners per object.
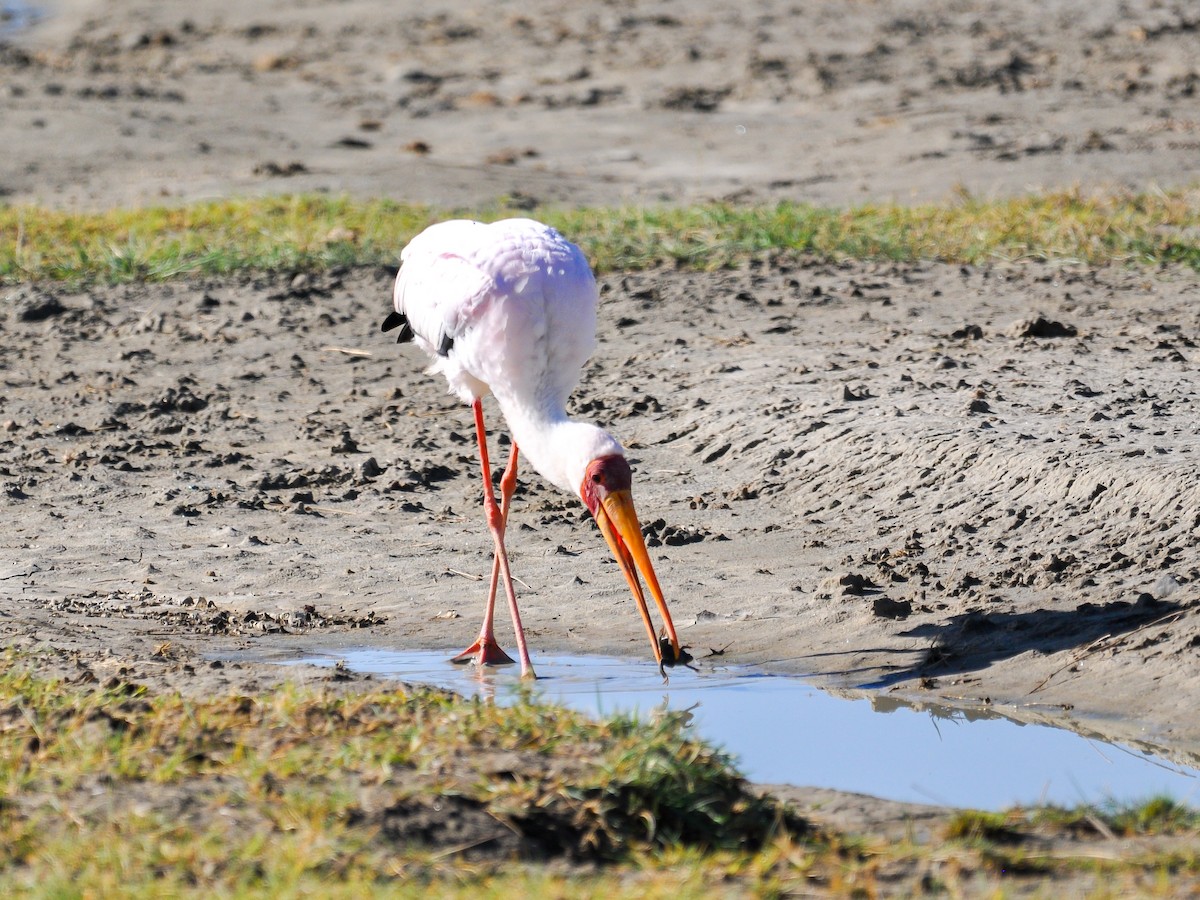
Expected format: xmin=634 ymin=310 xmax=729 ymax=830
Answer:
xmin=276 ymin=648 xmax=1200 ymax=811
xmin=0 ymin=1 xmax=42 ymax=38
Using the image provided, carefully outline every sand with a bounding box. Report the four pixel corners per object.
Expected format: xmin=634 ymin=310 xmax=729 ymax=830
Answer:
xmin=5 ymin=0 xmax=1200 ymax=209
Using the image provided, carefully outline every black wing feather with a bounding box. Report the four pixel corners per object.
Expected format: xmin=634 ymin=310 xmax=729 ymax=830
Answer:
xmin=381 ymin=310 xmax=415 ymax=343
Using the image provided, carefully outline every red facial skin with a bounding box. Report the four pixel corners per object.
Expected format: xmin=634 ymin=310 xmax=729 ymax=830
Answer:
xmin=581 ymin=454 xmax=632 ymax=514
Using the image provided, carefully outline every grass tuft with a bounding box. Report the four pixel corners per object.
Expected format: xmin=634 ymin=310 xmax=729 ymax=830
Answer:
xmin=1104 ymin=795 xmax=1200 ymax=835
xmin=1033 ymin=795 xmax=1200 ymax=837
xmin=943 ymin=809 xmax=1028 ymax=845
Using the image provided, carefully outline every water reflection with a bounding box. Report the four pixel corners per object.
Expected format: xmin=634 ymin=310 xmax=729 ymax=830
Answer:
xmin=275 ymin=647 xmax=1200 ymax=811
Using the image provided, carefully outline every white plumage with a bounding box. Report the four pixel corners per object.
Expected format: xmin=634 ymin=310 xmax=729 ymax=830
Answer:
xmin=384 ymin=218 xmax=681 ymax=678
xmin=393 ymin=219 xmax=618 ymax=493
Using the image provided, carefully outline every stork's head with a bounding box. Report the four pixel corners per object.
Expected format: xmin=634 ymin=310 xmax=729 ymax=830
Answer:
xmin=580 ymin=454 xmax=682 ymax=672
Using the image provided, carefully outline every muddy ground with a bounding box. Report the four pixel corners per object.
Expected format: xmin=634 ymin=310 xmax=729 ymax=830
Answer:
xmin=3 ymin=0 xmax=1200 ymax=209
xmin=2 ymin=0 xmax=1200 ymax=876
xmin=4 ymin=258 xmax=1199 ymax=817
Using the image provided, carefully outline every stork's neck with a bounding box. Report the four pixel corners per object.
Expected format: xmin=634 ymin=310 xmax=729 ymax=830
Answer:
xmin=492 ymin=397 xmax=623 ymax=497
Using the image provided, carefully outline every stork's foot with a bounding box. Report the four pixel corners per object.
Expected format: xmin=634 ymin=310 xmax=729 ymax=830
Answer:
xmin=451 ymin=636 xmax=515 ymax=667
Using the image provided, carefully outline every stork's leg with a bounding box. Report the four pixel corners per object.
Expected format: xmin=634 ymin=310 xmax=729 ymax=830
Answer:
xmin=451 ymin=399 xmax=535 ymax=678
xmin=451 ymin=439 xmax=520 ymax=667
xmin=489 ymin=442 xmax=521 ymax=621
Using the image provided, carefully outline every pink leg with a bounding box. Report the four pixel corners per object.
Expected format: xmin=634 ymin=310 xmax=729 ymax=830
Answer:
xmin=451 ymin=436 xmax=520 ymax=667
xmin=489 ymin=442 xmax=521 ymax=623
xmin=451 ymin=399 xmax=535 ymax=678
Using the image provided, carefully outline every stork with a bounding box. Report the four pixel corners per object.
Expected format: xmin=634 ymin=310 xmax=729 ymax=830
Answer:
xmin=382 ymin=218 xmax=682 ymax=679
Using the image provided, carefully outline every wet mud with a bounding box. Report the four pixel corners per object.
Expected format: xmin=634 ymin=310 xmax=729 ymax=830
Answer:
xmin=2 ymin=260 xmax=1197 ymax=769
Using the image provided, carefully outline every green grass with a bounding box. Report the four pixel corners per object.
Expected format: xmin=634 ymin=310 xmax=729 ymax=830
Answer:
xmin=0 ymin=655 xmax=819 ymax=896
xmin=946 ymin=799 xmax=1200 ymax=851
xmin=1032 ymin=796 xmax=1200 ymax=837
xmin=941 ymin=802 xmax=1200 ymax=889
xmin=2 ymin=188 xmax=1198 ymax=284
xmin=2 ymin=655 xmax=1199 ymax=896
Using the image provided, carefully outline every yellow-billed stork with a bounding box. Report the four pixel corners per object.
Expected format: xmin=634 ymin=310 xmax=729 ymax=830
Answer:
xmin=382 ymin=218 xmax=682 ymax=679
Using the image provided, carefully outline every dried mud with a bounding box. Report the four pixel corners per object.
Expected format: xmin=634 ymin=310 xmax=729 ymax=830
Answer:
xmin=3 ymin=0 xmax=1200 ymax=208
